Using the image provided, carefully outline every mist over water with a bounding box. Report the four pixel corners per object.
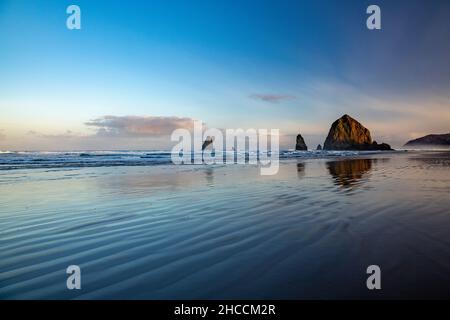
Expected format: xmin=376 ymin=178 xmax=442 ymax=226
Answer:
xmin=0 ymin=151 xmax=450 ymax=299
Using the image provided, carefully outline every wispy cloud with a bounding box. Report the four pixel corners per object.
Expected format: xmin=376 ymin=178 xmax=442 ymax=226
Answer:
xmin=27 ymin=130 xmax=85 ymax=139
xmin=249 ymin=94 xmax=295 ymax=104
xmin=85 ymin=116 xmax=196 ymax=137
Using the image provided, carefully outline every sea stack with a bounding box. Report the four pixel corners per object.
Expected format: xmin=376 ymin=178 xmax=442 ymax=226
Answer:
xmin=295 ymin=134 xmax=308 ymax=150
xmin=316 ymin=144 xmax=322 ymax=150
xmin=202 ymin=137 xmax=214 ymax=150
xmin=323 ymin=114 xmax=392 ymax=151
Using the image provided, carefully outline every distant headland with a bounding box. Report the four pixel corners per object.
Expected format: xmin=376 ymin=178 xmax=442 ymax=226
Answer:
xmin=404 ymin=134 xmax=450 ymax=148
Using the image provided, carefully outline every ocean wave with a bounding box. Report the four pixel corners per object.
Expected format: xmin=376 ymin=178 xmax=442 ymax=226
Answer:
xmin=0 ymin=150 xmax=400 ymax=171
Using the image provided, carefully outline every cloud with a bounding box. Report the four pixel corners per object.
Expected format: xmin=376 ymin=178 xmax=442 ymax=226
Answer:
xmin=26 ymin=130 xmax=84 ymax=139
xmin=85 ymin=115 xmax=196 ymax=137
xmin=3 ymin=115 xmax=199 ymax=150
xmin=249 ymin=94 xmax=295 ymax=104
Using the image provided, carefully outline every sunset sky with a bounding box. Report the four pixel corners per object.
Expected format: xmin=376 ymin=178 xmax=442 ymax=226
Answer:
xmin=1 ymin=0 xmax=449 ymax=150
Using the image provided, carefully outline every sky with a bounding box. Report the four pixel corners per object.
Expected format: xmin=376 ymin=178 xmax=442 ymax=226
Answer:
xmin=0 ymin=0 xmax=450 ymax=150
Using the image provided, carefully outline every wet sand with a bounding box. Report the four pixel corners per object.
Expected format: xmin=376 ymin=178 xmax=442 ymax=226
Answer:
xmin=1 ymin=151 xmax=450 ymax=299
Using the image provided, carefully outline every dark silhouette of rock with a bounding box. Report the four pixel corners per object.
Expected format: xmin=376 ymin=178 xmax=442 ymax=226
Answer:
xmin=316 ymin=144 xmax=322 ymax=150
xmin=295 ymin=134 xmax=308 ymax=150
xmin=323 ymin=114 xmax=392 ymax=151
xmin=404 ymin=134 xmax=450 ymax=147
xmin=202 ymin=137 xmax=214 ymax=150
xmin=296 ymin=162 xmax=305 ymax=179
xmin=371 ymin=141 xmax=392 ymax=151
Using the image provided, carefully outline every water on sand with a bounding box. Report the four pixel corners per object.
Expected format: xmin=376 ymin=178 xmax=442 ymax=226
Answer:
xmin=0 ymin=151 xmax=450 ymax=299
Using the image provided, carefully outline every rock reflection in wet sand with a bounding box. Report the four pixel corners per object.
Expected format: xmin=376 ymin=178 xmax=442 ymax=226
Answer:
xmin=326 ymin=158 xmax=373 ymax=189
xmin=296 ymin=162 xmax=305 ymax=179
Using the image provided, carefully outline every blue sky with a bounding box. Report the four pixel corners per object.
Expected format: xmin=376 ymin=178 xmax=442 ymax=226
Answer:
xmin=1 ymin=0 xmax=449 ymax=150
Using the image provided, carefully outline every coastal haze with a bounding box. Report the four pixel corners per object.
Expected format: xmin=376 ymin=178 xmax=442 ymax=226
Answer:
xmin=1 ymin=0 xmax=450 ymax=300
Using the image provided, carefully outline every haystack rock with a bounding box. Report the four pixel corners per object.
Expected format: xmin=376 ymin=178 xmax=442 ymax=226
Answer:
xmin=295 ymin=134 xmax=308 ymax=150
xmin=323 ymin=114 xmax=392 ymax=151
xmin=316 ymin=144 xmax=322 ymax=150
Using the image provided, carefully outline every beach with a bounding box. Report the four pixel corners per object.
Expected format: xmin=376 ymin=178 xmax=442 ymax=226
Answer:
xmin=1 ymin=151 xmax=450 ymax=299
